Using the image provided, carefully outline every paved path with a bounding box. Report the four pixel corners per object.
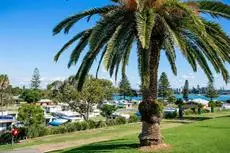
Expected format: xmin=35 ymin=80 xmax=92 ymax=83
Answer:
xmin=2 ymin=149 xmax=40 ymax=153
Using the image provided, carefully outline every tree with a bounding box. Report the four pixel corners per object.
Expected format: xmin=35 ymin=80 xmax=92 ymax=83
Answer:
xmin=100 ymin=104 xmax=117 ymax=120
xmin=205 ymin=81 xmax=219 ymax=101
xmin=175 ymin=99 xmax=184 ymax=119
xmin=158 ymin=72 xmax=172 ymax=100
xmin=119 ymin=75 xmax=133 ymax=100
xmin=183 ymin=80 xmax=189 ymax=101
xmin=20 ymin=89 xmax=41 ymax=103
xmin=31 ymin=68 xmax=41 ymax=89
xmin=11 ymin=87 xmax=23 ymax=96
xmin=52 ymin=76 xmax=114 ymax=121
xmin=70 ymin=76 xmax=114 ymax=120
xmin=53 ymin=0 xmax=230 ymax=146
xmin=0 ymin=75 xmax=10 ymax=109
xmin=17 ymin=104 xmax=44 ymax=137
xmin=167 ymin=96 xmax=177 ymax=104
xmin=197 ymin=103 xmax=203 ymax=114
xmin=208 ymin=101 xmax=216 ymax=113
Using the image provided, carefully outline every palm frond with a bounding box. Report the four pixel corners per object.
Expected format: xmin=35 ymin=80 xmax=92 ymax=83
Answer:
xmin=53 ymin=5 xmax=118 ymax=35
xmin=197 ymin=1 xmax=230 ymax=19
xmin=137 ymin=40 xmax=150 ymax=89
xmin=136 ymin=8 xmax=156 ymax=49
xmin=67 ymin=30 xmax=92 ymax=68
xmin=54 ymin=30 xmax=88 ymax=62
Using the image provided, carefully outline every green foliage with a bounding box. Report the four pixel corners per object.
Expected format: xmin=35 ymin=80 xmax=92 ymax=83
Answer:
xmin=80 ymin=121 xmax=90 ymax=130
xmin=106 ymin=119 xmax=117 ymax=126
xmin=20 ymin=89 xmax=41 ymax=103
xmin=0 ymin=132 xmax=12 ymax=145
xmin=0 ymin=74 xmax=11 ymax=107
xmin=0 ymin=74 xmax=9 ymax=91
xmin=158 ymin=72 xmax=173 ymax=100
xmin=48 ymin=76 xmax=115 ymax=121
xmin=164 ymin=111 xmax=177 ymax=119
xmin=176 ymin=98 xmax=184 ymax=118
xmin=205 ymin=81 xmax=219 ymax=100
xmin=115 ymin=117 xmax=127 ymax=124
xmin=209 ymin=101 xmax=216 ymax=113
xmin=136 ymin=9 xmax=155 ymax=49
xmin=128 ymin=115 xmax=139 ymax=123
xmin=197 ymin=1 xmax=230 ymax=19
xmin=27 ymin=125 xmax=48 ymax=138
xmin=167 ymin=96 xmax=177 ymax=103
xmin=17 ymin=104 xmax=44 ymax=127
xmin=100 ymin=104 xmax=117 ymax=120
xmin=87 ymin=120 xmax=97 ymax=129
xmin=183 ymin=80 xmax=189 ymax=101
xmin=53 ymin=0 xmax=230 ymax=94
xmin=215 ymin=101 xmax=223 ymax=107
xmin=31 ymin=68 xmax=41 ymax=89
xmin=119 ymin=75 xmax=133 ymax=99
xmin=96 ymin=121 xmax=107 ymax=128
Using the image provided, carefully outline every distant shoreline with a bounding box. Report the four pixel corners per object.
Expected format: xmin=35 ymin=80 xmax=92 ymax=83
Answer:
xmin=113 ymin=94 xmax=230 ymax=102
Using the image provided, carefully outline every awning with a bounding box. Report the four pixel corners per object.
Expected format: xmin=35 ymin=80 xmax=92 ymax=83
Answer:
xmin=48 ymin=119 xmax=68 ymax=126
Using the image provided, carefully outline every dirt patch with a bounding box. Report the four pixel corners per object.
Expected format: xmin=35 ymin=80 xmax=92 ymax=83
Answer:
xmin=138 ymin=144 xmax=171 ymax=152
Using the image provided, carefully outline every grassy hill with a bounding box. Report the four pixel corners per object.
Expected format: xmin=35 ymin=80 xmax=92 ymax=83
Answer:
xmin=1 ymin=111 xmax=230 ymax=153
xmin=52 ymin=117 xmax=230 ymax=153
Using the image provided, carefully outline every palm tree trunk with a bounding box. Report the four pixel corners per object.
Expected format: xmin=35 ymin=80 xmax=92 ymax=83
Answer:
xmin=139 ymin=39 xmax=163 ymax=146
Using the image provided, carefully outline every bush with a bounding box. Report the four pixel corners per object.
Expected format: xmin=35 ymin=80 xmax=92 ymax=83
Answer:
xmin=184 ymin=109 xmax=194 ymax=115
xmin=80 ymin=121 xmax=89 ymax=130
xmin=96 ymin=121 xmax=107 ymax=128
xmin=73 ymin=122 xmax=83 ymax=131
xmin=201 ymin=109 xmax=210 ymax=113
xmin=164 ymin=111 xmax=177 ymax=119
xmin=115 ymin=117 xmax=126 ymax=125
xmin=106 ymin=119 xmax=117 ymax=126
xmin=0 ymin=132 xmax=12 ymax=145
xmin=87 ymin=120 xmax=97 ymax=129
xmin=64 ymin=123 xmax=77 ymax=133
xmin=128 ymin=115 xmax=139 ymax=123
xmin=27 ymin=125 xmax=48 ymax=138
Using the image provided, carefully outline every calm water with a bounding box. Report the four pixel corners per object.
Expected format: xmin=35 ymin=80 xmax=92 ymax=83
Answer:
xmin=113 ymin=94 xmax=230 ymax=101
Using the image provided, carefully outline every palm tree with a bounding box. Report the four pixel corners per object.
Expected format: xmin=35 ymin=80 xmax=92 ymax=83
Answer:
xmin=53 ymin=0 xmax=230 ymax=146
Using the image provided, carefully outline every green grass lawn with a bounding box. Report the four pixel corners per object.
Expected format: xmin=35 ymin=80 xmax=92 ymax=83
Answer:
xmin=53 ymin=117 xmax=230 ymax=153
xmin=0 ymin=120 xmax=186 ymax=152
xmin=185 ymin=110 xmax=230 ymax=118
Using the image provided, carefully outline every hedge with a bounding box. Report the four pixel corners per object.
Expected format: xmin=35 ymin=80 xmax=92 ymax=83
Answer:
xmin=0 ymin=116 xmax=140 ymax=145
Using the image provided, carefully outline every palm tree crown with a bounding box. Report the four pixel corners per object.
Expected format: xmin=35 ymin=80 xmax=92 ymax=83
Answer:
xmin=53 ymin=0 xmax=230 ymax=90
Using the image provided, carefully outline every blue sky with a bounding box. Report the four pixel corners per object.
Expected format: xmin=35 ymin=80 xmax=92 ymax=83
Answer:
xmin=0 ymin=0 xmax=229 ymax=89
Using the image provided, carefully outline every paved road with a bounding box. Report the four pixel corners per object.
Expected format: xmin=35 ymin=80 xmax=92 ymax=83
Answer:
xmin=1 ymin=149 xmax=41 ymax=153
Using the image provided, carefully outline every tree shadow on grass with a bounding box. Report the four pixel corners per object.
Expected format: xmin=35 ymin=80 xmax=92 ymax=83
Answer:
xmin=50 ymin=139 xmax=139 ymax=153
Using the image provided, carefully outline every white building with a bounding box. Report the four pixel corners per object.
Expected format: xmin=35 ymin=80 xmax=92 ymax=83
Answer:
xmin=43 ymin=105 xmax=62 ymax=113
xmin=222 ymin=103 xmax=230 ymax=110
xmin=190 ymin=98 xmax=209 ymax=107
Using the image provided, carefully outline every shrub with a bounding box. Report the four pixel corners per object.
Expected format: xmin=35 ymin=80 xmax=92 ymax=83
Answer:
xmin=0 ymin=132 xmax=12 ymax=145
xmin=115 ymin=117 xmax=126 ymax=125
xmin=184 ymin=109 xmax=194 ymax=115
xmin=73 ymin=122 xmax=83 ymax=131
xmin=128 ymin=115 xmax=139 ymax=123
xmin=64 ymin=123 xmax=76 ymax=133
xmin=215 ymin=101 xmax=223 ymax=107
xmin=27 ymin=125 xmax=48 ymax=138
xmin=96 ymin=121 xmax=107 ymax=128
xmin=209 ymin=101 xmax=216 ymax=113
xmin=80 ymin=121 xmax=89 ymax=130
xmin=106 ymin=119 xmax=117 ymax=126
xmin=201 ymin=109 xmax=210 ymax=113
xmin=87 ymin=120 xmax=97 ymax=129
xmin=164 ymin=111 xmax=177 ymax=119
